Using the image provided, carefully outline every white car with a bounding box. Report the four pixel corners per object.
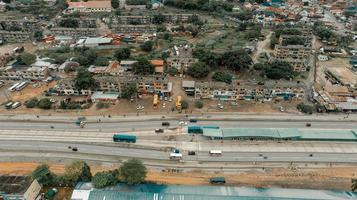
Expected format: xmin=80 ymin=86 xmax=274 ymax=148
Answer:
xmin=179 ymin=121 xmax=188 ymax=126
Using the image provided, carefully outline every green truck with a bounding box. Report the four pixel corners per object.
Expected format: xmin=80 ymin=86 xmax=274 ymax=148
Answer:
xmin=113 ymin=134 xmax=137 ymax=143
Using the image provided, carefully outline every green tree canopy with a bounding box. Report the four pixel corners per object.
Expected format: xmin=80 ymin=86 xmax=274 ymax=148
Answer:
xmin=121 ymin=83 xmax=137 ymax=99
xmin=212 ymin=71 xmax=232 ymax=84
xmin=94 ymin=57 xmax=109 ymax=66
xmin=64 ymin=161 xmax=92 ymax=183
xmin=132 ymin=58 xmax=154 ymax=75
xmin=152 ymin=13 xmax=165 ymax=24
xmin=119 ymin=159 xmax=147 ymax=185
xmin=59 ymin=18 xmax=79 ymax=28
xmin=18 ymin=53 xmax=36 ymax=65
xmin=221 ymin=49 xmax=252 ymax=71
xmin=297 ymin=103 xmax=315 ymax=114
xmin=181 ymin=100 xmax=189 ymax=109
xmin=31 ymin=164 xmax=54 ymax=185
xmin=74 ymin=68 xmax=97 ymax=91
xmin=140 ymin=40 xmax=154 ymax=52
xmin=187 ymin=62 xmax=210 ymax=78
xmin=111 ymin=0 xmax=119 ymax=9
xmin=92 ymin=170 xmax=118 ymax=188
xmin=194 ymin=100 xmax=203 ymax=109
xmin=114 ymin=48 xmax=131 ymax=60
xmin=264 ymin=61 xmax=294 ymax=80
xmin=37 ymin=98 xmax=52 ymax=109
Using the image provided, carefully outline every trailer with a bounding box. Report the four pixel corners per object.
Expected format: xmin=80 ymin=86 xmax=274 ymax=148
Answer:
xmin=8 ymin=82 xmax=20 ymax=91
xmin=113 ymin=134 xmax=137 ymax=143
xmin=15 ymin=81 xmax=28 ymax=91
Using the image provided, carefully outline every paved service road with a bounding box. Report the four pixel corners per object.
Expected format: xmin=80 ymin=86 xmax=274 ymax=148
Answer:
xmin=0 ymin=120 xmax=356 ymax=132
xmin=1 ymin=141 xmax=357 ymax=163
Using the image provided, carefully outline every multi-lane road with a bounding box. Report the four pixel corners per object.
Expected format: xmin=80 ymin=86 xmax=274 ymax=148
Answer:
xmin=1 ymin=116 xmax=357 ymax=168
xmin=1 ymin=141 xmax=357 ymax=164
xmin=0 ymin=119 xmax=357 ymax=132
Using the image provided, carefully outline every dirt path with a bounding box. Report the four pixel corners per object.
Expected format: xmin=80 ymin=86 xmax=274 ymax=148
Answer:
xmin=252 ymin=31 xmax=273 ymax=63
xmin=1 ymin=162 xmax=356 ymax=191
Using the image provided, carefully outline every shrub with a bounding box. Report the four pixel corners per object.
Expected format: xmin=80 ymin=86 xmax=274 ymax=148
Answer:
xmin=96 ymin=102 xmax=110 ymax=109
xmin=37 ymin=98 xmax=52 ymax=109
xmin=26 ymin=98 xmax=39 ymax=108
xmin=181 ymin=100 xmax=189 ymax=109
xmin=194 ymin=100 xmax=203 ymax=109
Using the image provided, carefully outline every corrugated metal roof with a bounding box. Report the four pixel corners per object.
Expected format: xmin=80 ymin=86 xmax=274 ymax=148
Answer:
xmin=201 ymin=127 xmax=357 ymax=141
xmin=81 ymin=183 xmax=357 ymax=200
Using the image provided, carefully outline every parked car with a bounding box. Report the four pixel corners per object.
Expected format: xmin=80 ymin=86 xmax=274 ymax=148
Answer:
xmin=306 ymin=123 xmax=311 ymax=127
xmin=72 ymin=147 xmax=78 ymax=152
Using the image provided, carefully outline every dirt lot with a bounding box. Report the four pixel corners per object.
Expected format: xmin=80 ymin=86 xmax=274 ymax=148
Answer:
xmin=318 ymin=57 xmax=357 ymax=87
xmin=1 ymin=162 xmax=356 ymax=191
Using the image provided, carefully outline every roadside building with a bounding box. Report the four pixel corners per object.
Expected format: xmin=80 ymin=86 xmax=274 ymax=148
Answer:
xmin=91 ymin=91 xmax=119 ymax=102
xmin=150 ymin=59 xmax=165 ymax=73
xmin=22 ymin=66 xmax=50 ymax=81
xmin=166 ymin=45 xmax=198 ymax=73
xmin=119 ymin=60 xmax=137 ymax=72
xmin=0 ymin=176 xmax=41 ymax=200
xmin=182 ymin=80 xmax=195 ymax=96
xmin=75 ymin=37 xmax=113 ymax=47
xmin=66 ymin=1 xmax=112 ymax=13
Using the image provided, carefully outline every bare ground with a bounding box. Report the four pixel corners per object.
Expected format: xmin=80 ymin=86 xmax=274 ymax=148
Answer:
xmin=1 ymin=162 xmax=356 ymax=191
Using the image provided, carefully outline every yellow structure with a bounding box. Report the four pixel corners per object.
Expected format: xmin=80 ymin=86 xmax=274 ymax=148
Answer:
xmin=153 ymin=94 xmax=159 ymax=109
xmin=176 ymin=95 xmax=182 ymax=113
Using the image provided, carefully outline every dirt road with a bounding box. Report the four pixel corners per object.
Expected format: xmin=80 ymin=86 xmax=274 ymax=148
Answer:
xmin=1 ymin=162 xmax=356 ymax=191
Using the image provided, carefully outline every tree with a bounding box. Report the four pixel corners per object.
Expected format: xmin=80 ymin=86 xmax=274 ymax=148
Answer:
xmin=96 ymin=102 xmax=110 ymax=109
xmin=352 ymin=179 xmax=357 ymax=191
xmin=297 ymin=103 xmax=315 ymax=114
xmin=121 ymin=83 xmax=137 ymax=99
xmin=26 ymin=98 xmax=39 ymax=108
xmin=114 ymin=48 xmax=131 ymax=60
xmin=31 ymin=164 xmax=54 ymax=185
xmin=119 ymin=159 xmax=147 ymax=185
xmin=34 ymin=30 xmax=43 ymax=41
xmin=2 ymin=0 xmax=11 ymax=3
xmin=59 ymin=18 xmax=79 ymax=28
xmin=264 ymin=61 xmax=294 ymax=80
xmin=18 ymin=53 xmax=36 ymax=65
xmin=111 ymin=0 xmax=119 ymax=9
xmin=187 ymin=62 xmax=209 ymax=78
xmin=92 ymin=171 xmax=118 ymax=188
xmin=132 ymin=58 xmax=154 ymax=75
xmin=253 ymin=63 xmax=267 ymax=71
xmin=221 ymin=49 xmax=252 ymax=71
xmin=64 ymin=161 xmax=92 ymax=184
xmin=212 ymin=71 xmax=232 ymax=84
xmin=181 ymin=100 xmax=189 ymax=109
xmin=74 ymin=68 xmax=97 ymax=91
xmin=37 ymin=98 xmax=52 ymax=109
xmin=194 ymin=100 xmax=203 ymax=109
xmin=94 ymin=57 xmax=109 ymax=66
xmin=152 ymin=13 xmax=165 ymax=24
xmin=140 ymin=40 xmax=154 ymax=52
xmin=167 ymin=67 xmax=178 ymax=76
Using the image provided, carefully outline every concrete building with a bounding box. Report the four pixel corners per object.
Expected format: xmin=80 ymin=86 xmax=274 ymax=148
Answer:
xmin=112 ymin=25 xmax=157 ymax=34
xmin=0 ymin=31 xmax=30 ymax=43
xmin=21 ymin=66 xmax=49 ymax=81
xmin=66 ymin=1 xmax=112 ymax=13
xmin=120 ymin=60 xmax=137 ymax=72
xmin=274 ymin=45 xmax=311 ymax=71
xmin=0 ymin=176 xmax=41 ymax=200
xmin=50 ymin=28 xmax=97 ymax=38
xmin=166 ymin=45 xmax=198 ymax=73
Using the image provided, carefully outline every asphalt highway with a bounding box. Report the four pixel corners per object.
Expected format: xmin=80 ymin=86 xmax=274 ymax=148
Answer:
xmin=1 ymin=141 xmax=357 ymax=163
xmin=0 ymin=120 xmax=356 ymax=132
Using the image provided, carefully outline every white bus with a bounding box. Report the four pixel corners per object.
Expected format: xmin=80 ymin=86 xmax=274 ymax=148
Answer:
xmin=169 ymin=153 xmax=182 ymax=160
xmin=11 ymin=102 xmax=21 ymax=109
xmin=15 ymin=81 xmax=28 ymax=91
xmin=209 ymin=150 xmax=222 ymax=156
xmin=8 ymin=82 xmax=20 ymax=91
